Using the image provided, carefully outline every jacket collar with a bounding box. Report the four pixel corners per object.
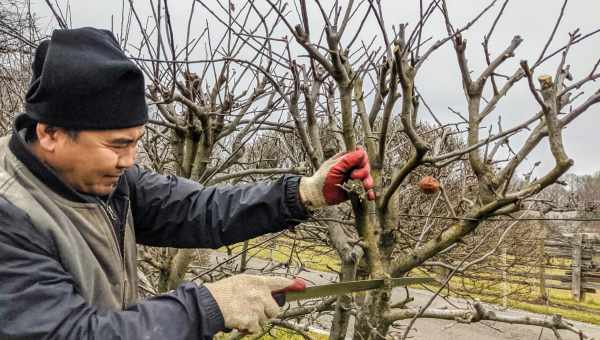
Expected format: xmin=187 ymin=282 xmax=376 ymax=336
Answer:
xmin=8 ymin=114 xmax=128 ymax=203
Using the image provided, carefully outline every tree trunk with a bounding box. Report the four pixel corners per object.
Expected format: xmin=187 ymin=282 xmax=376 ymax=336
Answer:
xmin=329 ymin=261 xmax=357 ymax=340
xmin=352 ymin=291 xmax=392 ymax=340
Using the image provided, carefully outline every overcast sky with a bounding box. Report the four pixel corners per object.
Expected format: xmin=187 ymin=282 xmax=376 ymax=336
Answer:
xmin=29 ymin=0 xmax=600 ymax=176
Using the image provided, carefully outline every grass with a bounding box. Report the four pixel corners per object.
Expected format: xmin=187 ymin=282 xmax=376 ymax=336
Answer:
xmin=222 ymin=238 xmax=341 ymax=273
xmin=507 ymin=299 xmax=600 ymax=324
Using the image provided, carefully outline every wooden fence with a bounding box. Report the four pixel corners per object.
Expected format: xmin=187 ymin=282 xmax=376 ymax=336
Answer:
xmin=446 ymin=233 xmax=600 ymax=303
xmin=542 ymin=233 xmax=600 ymax=301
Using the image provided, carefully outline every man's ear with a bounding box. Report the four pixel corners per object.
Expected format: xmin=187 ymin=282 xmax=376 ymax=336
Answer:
xmin=35 ymin=123 xmax=59 ymax=152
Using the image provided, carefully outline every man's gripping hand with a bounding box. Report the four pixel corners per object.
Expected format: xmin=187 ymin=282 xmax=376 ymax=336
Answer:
xmin=205 ymin=274 xmax=292 ymax=334
xmin=299 ymin=147 xmax=375 ymax=209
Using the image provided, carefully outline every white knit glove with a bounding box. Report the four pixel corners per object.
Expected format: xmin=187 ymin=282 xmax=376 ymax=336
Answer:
xmin=205 ymin=274 xmax=293 ymax=333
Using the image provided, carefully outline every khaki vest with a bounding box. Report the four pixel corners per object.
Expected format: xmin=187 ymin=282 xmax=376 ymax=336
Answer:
xmin=0 ymin=136 xmax=138 ymax=310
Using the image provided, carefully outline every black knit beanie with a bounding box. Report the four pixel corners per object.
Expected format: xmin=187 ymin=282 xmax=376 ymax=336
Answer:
xmin=25 ymin=27 xmax=148 ymax=130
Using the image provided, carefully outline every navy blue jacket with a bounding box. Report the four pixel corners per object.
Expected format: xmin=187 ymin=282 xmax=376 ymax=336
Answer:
xmin=0 ymin=116 xmax=309 ymax=339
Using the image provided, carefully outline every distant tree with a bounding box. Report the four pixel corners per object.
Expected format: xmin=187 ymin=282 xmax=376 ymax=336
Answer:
xmin=0 ymin=0 xmax=42 ymax=133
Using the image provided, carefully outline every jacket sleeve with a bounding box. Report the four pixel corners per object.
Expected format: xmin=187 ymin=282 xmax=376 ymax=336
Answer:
xmin=0 ymin=198 xmax=225 ymax=340
xmin=125 ymin=165 xmax=310 ymax=248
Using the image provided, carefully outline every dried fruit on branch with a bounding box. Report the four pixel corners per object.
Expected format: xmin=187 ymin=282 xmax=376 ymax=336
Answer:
xmin=418 ymin=176 xmax=440 ymax=194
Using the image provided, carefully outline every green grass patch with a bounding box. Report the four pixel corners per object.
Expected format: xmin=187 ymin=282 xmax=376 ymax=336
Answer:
xmin=222 ymin=238 xmax=341 ymax=273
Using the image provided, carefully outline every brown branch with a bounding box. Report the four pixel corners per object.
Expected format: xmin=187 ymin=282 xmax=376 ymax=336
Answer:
xmin=337 ymin=0 xmax=355 ymax=38
xmin=426 ymin=111 xmax=541 ymax=163
xmin=520 ymin=60 xmax=547 ymax=111
xmin=496 ymin=121 xmax=545 ymax=186
xmin=207 ymin=167 xmax=306 ymax=185
xmin=303 ymin=76 xmax=325 ymax=165
xmin=44 ymin=0 xmax=68 ymax=29
xmin=453 ymin=33 xmax=473 ymax=91
xmin=479 ymin=68 xmax=525 ymax=120
xmin=377 ymin=59 xmax=399 ymax=165
xmin=367 ymin=0 xmax=392 ymax=61
xmin=535 ymin=0 xmax=569 ymax=65
xmin=353 ymin=78 xmax=377 ymax=158
xmin=415 ymin=192 xmax=442 ymax=248
xmin=559 ymin=90 xmax=600 ymax=127
xmin=440 ymin=184 xmax=457 ymax=218
xmin=407 ymin=0 xmax=440 ymax=55
xmin=538 ymin=75 xmax=571 ymax=166
xmin=482 ymin=0 xmax=511 ymax=95
xmin=385 ymin=302 xmax=590 ymax=338
xmin=147 ymin=118 xmax=185 ymax=133
xmin=533 ymin=28 xmax=600 ymax=70
xmin=559 ymin=69 xmax=600 ymax=96
xmin=391 ymin=192 xmax=524 ymax=277
xmin=339 ymin=86 xmax=356 ymax=151
xmin=279 ymin=297 xmax=337 ymax=319
xmin=171 ymin=91 xmax=210 ymax=128
xmin=380 ymin=152 xmax=424 ymax=211
xmin=379 ymin=40 xmax=431 ymax=210
xmin=218 ymin=82 xmax=269 ymax=140
xmin=346 ymin=3 xmax=372 ymax=50
xmin=263 ymin=0 xmax=335 ymax=75
xmin=367 ymin=52 xmax=389 ymax=126
xmin=555 ymin=31 xmax=579 ymax=92
xmin=475 ymin=35 xmax=522 ymax=91
xmin=286 ymin=47 xmax=321 ymax=169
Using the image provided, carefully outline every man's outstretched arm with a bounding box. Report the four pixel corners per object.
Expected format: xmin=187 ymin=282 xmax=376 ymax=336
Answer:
xmin=125 ymin=167 xmax=309 ymax=248
xmin=126 ymin=148 xmax=375 ymax=249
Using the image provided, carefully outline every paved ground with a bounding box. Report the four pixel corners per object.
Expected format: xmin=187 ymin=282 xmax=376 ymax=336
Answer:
xmin=209 ymin=252 xmax=600 ymax=339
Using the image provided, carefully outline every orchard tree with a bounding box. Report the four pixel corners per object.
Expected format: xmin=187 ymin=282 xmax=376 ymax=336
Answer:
xmin=33 ymin=0 xmax=600 ymax=339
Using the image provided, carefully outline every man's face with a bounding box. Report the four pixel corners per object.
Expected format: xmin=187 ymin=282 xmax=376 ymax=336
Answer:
xmin=37 ymin=124 xmax=145 ymax=196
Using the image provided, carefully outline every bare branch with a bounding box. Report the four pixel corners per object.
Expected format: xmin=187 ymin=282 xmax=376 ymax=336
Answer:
xmin=44 ymin=0 xmax=68 ymax=29
xmin=475 ymin=35 xmax=522 ymax=90
xmin=386 ymin=302 xmax=590 ymax=339
xmin=520 ymin=60 xmax=547 ymax=110
xmin=207 ymin=167 xmax=306 ymax=185
xmin=535 ymin=0 xmax=569 ymax=65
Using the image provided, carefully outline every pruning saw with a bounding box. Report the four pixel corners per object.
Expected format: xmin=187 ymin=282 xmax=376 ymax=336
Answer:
xmin=272 ymin=277 xmax=435 ymax=306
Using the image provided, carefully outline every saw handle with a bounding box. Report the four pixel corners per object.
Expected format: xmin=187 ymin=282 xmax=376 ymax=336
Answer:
xmin=271 ymin=278 xmax=306 ymax=306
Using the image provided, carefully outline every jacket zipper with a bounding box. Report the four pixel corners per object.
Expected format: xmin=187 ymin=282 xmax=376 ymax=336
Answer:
xmin=122 ymin=200 xmax=130 ymax=309
xmin=100 ymin=200 xmax=121 ymax=254
xmin=99 ymin=199 xmax=128 ymax=309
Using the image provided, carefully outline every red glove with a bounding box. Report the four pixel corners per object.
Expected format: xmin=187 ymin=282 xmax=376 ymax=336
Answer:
xmin=299 ymin=148 xmax=375 ymax=208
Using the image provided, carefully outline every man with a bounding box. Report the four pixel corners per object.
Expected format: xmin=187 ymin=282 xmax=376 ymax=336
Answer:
xmin=0 ymin=27 xmax=375 ymax=339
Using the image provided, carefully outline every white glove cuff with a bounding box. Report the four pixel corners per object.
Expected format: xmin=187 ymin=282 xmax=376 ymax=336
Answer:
xmin=299 ymin=176 xmax=327 ymax=209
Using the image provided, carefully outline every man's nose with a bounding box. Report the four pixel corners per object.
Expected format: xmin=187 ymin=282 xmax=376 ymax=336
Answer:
xmin=117 ymin=146 xmax=137 ymax=169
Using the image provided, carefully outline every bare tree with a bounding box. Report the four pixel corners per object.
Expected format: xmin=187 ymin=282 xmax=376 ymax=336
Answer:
xmin=35 ymin=0 xmax=600 ymax=339
xmin=0 ymin=0 xmax=42 ymax=133
xmin=216 ymin=1 xmax=598 ymax=339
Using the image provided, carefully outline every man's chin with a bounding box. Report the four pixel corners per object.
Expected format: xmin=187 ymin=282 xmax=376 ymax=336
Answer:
xmin=79 ymin=184 xmax=116 ymax=197
xmin=95 ymin=184 xmax=117 ymax=196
